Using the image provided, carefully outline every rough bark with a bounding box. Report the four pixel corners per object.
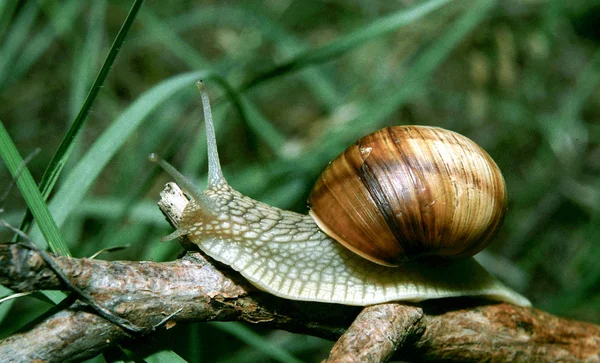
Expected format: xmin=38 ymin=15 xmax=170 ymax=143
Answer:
xmin=325 ymin=304 xmax=425 ymax=362
xmin=0 ymin=183 xmax=597 ymax=362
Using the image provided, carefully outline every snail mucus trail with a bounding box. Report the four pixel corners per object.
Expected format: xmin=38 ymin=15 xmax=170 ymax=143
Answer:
xmin=150 ymin=80 xmax=530 ymax=307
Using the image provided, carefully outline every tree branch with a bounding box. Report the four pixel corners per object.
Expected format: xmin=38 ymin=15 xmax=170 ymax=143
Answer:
xmin=0 ymin=183 xmax=598 ymax=362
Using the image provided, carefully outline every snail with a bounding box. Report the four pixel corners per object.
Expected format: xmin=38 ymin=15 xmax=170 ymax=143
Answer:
xmin=151 ymin=81 xmax=530 ymax=307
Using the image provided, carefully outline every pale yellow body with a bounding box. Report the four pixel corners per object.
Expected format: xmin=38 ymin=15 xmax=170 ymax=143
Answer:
xmin=177 ymin=185 xmax=530 ymax=307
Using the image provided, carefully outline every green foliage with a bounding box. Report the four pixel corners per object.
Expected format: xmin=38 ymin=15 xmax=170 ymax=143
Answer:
xmin=0 ymin=0 xmax=599 ymax=361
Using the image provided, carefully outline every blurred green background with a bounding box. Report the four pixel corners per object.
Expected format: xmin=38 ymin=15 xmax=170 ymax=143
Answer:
xmin=0 ymin=0 xmax=599 ymax=362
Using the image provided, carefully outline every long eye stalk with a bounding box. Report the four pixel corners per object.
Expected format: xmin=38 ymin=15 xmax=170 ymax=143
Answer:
xmin=149 ymin=80 xmax=227 ymax=208
xmin=196 ymin=80 xmax=225 ymax=188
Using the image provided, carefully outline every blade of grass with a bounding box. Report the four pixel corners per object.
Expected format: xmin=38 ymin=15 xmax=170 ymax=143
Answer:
xmin=133 ymin=6 xmax=340 ymax=152
xmin=212 ymin=76 xmax=287 ymax=152
xmin=7 ymin=0 xmax=84 ymax=88
xmin=241 ymin=0 xmax=451 ymax=91
xmin=69 ymin=0 xmax=107 ymax=120
xmin=115 ymin=347 xmax=188 ymax=363
xmin=0 ymin=0 xmax=40 ymax=90
xmin=0 ymin=120 xmax=70 ymax=302
xmin=28 ymin=70 xmax=213 ymax=243
xmin=312 ymin=0 xmax=498 ymax=161
xmin=245 ymin=0 xmax=497 ymax=201
xmin=139 ymin=8 xmax=208 ymax=68
xmin=159 ymin=4 xmax=343 ymax=110
xmin=17 ymin=0 xmax=145 ymax=236
xmin=0 ymin=285 xmax=14 ymax=324
xmin=0 ymin=121 xmax=69 ymax=255
xmin=239 ymin=95 xmax=287 ymax=151
xmin=37 ymin=0 xmax=143 ymax=200
xmin=142 ymin=350 xmax=188 ymax=363
xmin=134 ymin=10 xmax=289 ymax=152
xmin=211 ymin=322 xmax=302 ymax=363
xmin=361 ymin=0 xmax=496 ymax=121
xmin=0 ymin=0 xmax=20 ymax=40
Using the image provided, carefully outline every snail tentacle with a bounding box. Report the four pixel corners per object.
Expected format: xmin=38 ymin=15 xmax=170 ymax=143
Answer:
xmin=196 ymin=80 xmax=226 ymax=188
xmin=149 ymin=153 xmax=216 ymax=214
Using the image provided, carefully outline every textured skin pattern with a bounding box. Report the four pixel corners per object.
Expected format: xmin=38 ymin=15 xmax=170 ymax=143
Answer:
xmin=179 ymin=184 xmax=530 ymax=307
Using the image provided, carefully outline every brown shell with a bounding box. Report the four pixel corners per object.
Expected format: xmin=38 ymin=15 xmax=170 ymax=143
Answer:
xmin=307 ymin=126 xmax=507 ymax=266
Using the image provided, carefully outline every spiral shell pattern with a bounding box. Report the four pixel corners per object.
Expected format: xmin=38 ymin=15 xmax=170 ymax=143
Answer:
xmin=308 ymin=126 xmax=507 ymax=266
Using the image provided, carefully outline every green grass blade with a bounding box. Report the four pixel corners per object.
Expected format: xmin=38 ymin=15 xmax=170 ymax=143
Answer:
xmin=37 ymin=0 xmax=144 ymax=202
xmin=362 ymin=0 xmax=496 ymax=122
xmin=0 ymin=0 xmax=20 ymax=39
xmin=69 ymin=0 xmax=107 ymax=120
xmin=242 ymin=0 xmax=451 ymax=90
xmin=0 ymin=286 xmax=14 ymax=324
xmin=238 ymin=95 xmax=287 ymax=152
xmin=211 ymin=322 xmax=302 ymax=363
xmin=160 ymin=4 xmax=343 ymax=110
xmin=28 ymin=70 xmax=213 ymax=243
xmin=139 ymin=8 xmax=207 ymax=69
xmin=8 ymin=0 xmax=84 ymax=87
xmin=312 ymin=0 xmax=497 ymax=160
xmin=112 ymin=346 xmax=188 ymax=363
xmin=0 ymin=0 xmax=39 ymax=89
xmin=212 ymin=76 xmax=287 ymax=152
xmin=142 ymin=350 xmax=188 ymax=363
xmin=0 ymin=121 xmax=69 ymax=255
xmin=17 ymin=0 xmax=144 ymax=235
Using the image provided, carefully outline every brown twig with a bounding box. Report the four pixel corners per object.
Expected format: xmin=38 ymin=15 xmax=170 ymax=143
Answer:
xmin=0 ymin=244 xmax=358 ymax=362
xmin=0 ymin=183 xmax=598 ymax=362
xmin=325 ymin=303 xmax=425 ymax=362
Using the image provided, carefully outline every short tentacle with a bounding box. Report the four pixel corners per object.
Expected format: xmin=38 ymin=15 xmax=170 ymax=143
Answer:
xmin=148 ymin=153 xmax=213 ymax=211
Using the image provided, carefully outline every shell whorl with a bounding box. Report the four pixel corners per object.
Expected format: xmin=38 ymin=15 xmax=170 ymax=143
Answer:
xmin=308 ymin=126 xmax=508 ymax=266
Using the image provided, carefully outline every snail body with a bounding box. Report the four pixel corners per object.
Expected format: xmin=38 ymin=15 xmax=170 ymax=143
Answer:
xmin=153 ymin=81 xmax=530 ymax=307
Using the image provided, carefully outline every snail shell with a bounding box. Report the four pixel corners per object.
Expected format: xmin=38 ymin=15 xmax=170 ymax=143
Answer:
xmin=152 ymin=81 xmax=530 ymax=307
xmin=308 ymin=126 xmax=507 ymax=266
